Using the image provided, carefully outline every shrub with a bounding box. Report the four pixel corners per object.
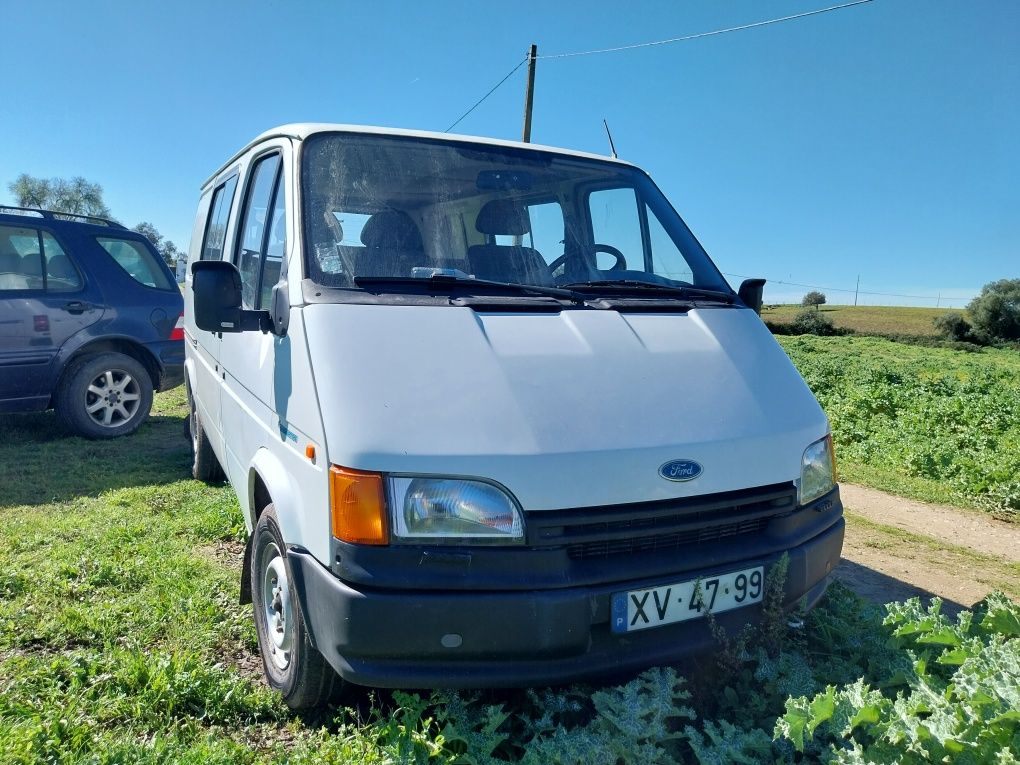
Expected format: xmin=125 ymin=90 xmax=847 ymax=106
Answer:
xmin=790 ymin=309 xmax=836 ymax=336
xmin=932 ymin=311 xmax=973 ymax=341
xmin=967 ymin=278 xmax=1020 ymax=341
xmin=802 ymin=291 xmax=826 ymax=309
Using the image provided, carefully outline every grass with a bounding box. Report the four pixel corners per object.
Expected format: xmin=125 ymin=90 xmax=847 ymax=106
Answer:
xmin=1 ymin=339 xmax=1016 ymax=762
xmin=779 ymin=334 xmax=1020 ymax=519
xmin=762 ymin=304 xmax=961 ymax=338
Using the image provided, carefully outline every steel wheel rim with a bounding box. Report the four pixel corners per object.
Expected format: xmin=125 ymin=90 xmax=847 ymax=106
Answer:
xmin=259 ymin=541 xmax=294 ymax=671
xmin=84 ymin=369 xmax=141 ymax=428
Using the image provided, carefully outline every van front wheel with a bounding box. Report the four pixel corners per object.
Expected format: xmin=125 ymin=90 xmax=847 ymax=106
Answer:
xmin=251 ymin=505 xmax=341 ymax=708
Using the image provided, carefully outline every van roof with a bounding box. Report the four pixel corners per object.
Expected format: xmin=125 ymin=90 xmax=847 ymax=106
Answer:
xmin=203 ymin=123 xmax=639 ymax=189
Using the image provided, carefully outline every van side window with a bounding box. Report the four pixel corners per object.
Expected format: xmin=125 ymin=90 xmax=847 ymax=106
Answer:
xmin=261 ymin=173 xmax=286 ymax=309
xmin=525 ymin=202 xmax=565 ymax=265
xmin=201 ymin=175 xmax=238 ymax=261
xmin=97 ymin=237 xmax=174 ymax=290
xmin=647 ymin=206 xmax=694 ymax=284
xmin=0 ymin=225 xmax=82 ymax=291
xmin=588 ymin=187 xmax=645 ymax=271
xmin=235 ymin=153 xmax=283 ymax=309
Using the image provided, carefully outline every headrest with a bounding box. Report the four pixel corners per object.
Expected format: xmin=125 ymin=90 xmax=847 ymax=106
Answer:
xmin=20 ymin=253 xmax=42 ymax=276
xmin=0 ymin=253 xmax=20 ymax=272
xmin=0 ymin=237 xmax=20 ymax=258
xmin=48 ymin=254 xmax=76 ymax=279
xmin=360 ymin=211 xmax=423 ymax=251
xmin=475 ymin=200 xmax=530 ymax=236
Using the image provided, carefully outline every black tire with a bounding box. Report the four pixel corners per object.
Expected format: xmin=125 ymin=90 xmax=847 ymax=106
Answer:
xmin=187 ymin=387 xmax=224 ymax=483
xmin=251 ymin=504 xmax=342 ymax=709
xmin=56 ymin=352 xmax=153 ymax=439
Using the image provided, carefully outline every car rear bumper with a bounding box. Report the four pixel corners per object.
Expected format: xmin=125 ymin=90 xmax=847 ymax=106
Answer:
xmin=287 ymin=504 xmax=845 ymax=689
xmin=146 ymin=340 xmax=185 ymax=391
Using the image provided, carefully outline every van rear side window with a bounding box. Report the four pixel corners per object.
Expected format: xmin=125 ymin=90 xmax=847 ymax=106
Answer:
xmin=97 ymin=238 xmax=174 ymax=290
xmin=201 ymin=176 xmax=238 ymax=261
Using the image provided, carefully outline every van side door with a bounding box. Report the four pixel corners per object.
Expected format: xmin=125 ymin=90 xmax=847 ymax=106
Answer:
xmin=184 ymin=173 xmax=239 ymax=453
xmin=0 ymin=222 xmax=104 ymax=409
xmin=217 ymin=144 xmax=290 ymax=491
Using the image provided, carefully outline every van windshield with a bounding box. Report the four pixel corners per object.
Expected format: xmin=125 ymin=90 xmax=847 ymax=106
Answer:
xmin=301 ymin=133 xmax=730 ymax=297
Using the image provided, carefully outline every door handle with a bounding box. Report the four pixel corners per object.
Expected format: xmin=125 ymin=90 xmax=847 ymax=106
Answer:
xmin=62 ymin=301 xmax=89 ymax=315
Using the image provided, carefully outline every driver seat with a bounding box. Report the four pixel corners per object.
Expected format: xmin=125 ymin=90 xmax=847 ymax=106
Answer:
xmin=467 ymin=200 xmax=552 ymax=285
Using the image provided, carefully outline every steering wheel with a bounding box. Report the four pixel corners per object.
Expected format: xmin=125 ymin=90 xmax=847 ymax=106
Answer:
xmin=547 ymin=243 xmax=626 ymax=275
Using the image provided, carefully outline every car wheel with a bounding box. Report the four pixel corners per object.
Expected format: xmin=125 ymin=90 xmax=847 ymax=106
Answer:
xmin=251 ymin=504 xmax=343 ymax=709
xmin=188 ymin=389 xmax=224 ymax=483
xmin=56 ymin=353 xmax=153 ymax=439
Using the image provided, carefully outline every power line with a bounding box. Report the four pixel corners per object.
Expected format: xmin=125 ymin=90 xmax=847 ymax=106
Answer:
xmin=445 ymin=58 xmax=528 ymax=133
xmin=537 ymin=0 xmax=875 ymax=60
xmin=444 ymin=1 xmax=874 ymax=133
xmin=722 ymin=272 xmax=970 ymax=303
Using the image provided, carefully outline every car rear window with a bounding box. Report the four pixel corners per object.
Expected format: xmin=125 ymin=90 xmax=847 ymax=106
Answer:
xmin=96 ymin=237 xmax=174 ymax=290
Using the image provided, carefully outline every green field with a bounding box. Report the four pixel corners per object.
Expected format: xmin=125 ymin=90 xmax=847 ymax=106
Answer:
xmin=779 ymin=335 xmax=1020 ymax=518
xmin=762 ymin=304 xmax=962 ymax=338
xmin=1 ymin=339 xmax=1018 ymax=763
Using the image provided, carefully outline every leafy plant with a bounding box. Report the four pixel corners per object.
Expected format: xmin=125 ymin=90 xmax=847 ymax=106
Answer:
xmin=791 ymin=309 xmax=837 ymax=335
xmin=782 ymin=335 xmax=1020 ymax=515
xmin=776 ymin=593 xmax=1020 ymax=763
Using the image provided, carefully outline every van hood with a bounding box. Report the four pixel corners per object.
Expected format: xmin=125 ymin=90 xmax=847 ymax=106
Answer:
xmin=301 ymin=304 xmax=827 ymax=511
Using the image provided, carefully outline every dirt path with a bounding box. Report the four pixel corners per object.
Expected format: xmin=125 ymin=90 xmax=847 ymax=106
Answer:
xmin=833 ymin=483 xmax=1020 ymax=614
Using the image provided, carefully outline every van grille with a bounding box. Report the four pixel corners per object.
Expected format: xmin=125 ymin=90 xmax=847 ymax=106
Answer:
xmin=526 ymin=483 xmax=796 ymax=561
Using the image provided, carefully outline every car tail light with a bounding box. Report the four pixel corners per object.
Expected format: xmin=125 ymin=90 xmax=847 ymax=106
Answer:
xmin=170 ymin=313 xmax=185 ymax=341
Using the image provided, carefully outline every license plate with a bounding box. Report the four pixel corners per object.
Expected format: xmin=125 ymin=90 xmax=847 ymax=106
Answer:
xmin=611 ymin=566 xmax=764 ymax=633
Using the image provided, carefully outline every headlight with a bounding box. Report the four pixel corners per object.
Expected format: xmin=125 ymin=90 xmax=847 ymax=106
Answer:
xmin=388 ymin=477 xmax=525 ymax=544
xmin=799 ymin=434 xmax=836 ymax=505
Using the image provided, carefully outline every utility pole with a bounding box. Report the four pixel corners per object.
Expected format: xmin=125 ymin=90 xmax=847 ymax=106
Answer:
xmin=854 ymin=275 xmax=860 ymax=307
xmin=521 ymin=44 xmax=537 ymax=143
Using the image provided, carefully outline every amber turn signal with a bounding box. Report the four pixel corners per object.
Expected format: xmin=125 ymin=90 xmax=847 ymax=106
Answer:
xmin=827 ymin=433 xmax=839 ymax=482
xmin=329 ymin=466 xmax=388 ymax=545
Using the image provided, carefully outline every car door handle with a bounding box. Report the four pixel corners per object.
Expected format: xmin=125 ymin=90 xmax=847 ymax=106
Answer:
xmin=62 ymin=301 xmax=90 ymax=315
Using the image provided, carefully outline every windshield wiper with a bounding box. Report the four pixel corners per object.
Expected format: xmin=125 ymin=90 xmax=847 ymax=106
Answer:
xmin=353 ymin=275 xmax=586 ymax=303
xmin=561 ymin=280 xmax=735 ymax=304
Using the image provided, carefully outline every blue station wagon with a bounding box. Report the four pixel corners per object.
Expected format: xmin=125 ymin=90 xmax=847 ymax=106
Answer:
xmin=0 ymin=207 xmax=184 ymax=438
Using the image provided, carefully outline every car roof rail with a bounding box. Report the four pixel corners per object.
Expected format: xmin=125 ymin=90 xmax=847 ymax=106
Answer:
xmin=0 ymin=205 xmax=127 ymax=229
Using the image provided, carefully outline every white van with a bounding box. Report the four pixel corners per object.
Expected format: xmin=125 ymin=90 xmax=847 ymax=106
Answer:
xmin=184 ymin=124 xmax=844 ymax=708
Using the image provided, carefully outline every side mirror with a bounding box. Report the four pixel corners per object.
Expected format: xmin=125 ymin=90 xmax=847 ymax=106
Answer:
xmin=737 ymin=278 xmax=766 ymax=315
xmin=269 ymin=279 xmax=290 ymax=336
xmin=191 ymin=261 xmax=267 ymax=333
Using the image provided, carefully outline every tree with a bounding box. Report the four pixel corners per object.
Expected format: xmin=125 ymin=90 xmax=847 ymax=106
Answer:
xmin=8 ymin=173 xmax=111 ymax=218
xmin=967 ymin=279 xmax=1020 ymax=342
xmin=802 ymin=291 xmax=826 ymax=310
xmin=132 ymin=222 xmax=182 ymax=267
xmin=932 ymin=312 xmax=972 ymax=342
xmin=8 ymin=173 xmax=182 ymax=266
xmin=791 ymin=309 xmax=835 ymax=336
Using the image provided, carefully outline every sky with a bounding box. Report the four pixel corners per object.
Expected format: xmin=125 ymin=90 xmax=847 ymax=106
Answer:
xmin=1 ymin=0 xmax=1016 ymax=306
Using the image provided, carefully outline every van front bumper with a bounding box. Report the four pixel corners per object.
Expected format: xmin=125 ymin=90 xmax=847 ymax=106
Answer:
xmin=286 ymin=506 xmax=844 ymax=689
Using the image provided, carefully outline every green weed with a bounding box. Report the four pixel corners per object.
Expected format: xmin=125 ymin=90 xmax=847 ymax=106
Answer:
xmin=779 ymin=335 xmax=1020 ymax=517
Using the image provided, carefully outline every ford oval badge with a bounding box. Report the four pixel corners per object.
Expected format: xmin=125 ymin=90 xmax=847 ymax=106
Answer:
xmin=659 ymin=459 xmax=703 ymax=482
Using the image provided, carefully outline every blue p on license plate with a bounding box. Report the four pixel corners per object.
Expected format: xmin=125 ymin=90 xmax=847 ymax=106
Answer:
xmin=611 ymin=566 xmax=764 ymax=633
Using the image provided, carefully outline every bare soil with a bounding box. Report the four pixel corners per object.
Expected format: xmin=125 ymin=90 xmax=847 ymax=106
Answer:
xmin=833 ymin=483 xmax=1020 ymax=614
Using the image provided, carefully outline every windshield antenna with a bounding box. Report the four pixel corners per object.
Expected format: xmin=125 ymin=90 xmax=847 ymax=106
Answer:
xmin=602 ymin=119 xmax=618 ymax=159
